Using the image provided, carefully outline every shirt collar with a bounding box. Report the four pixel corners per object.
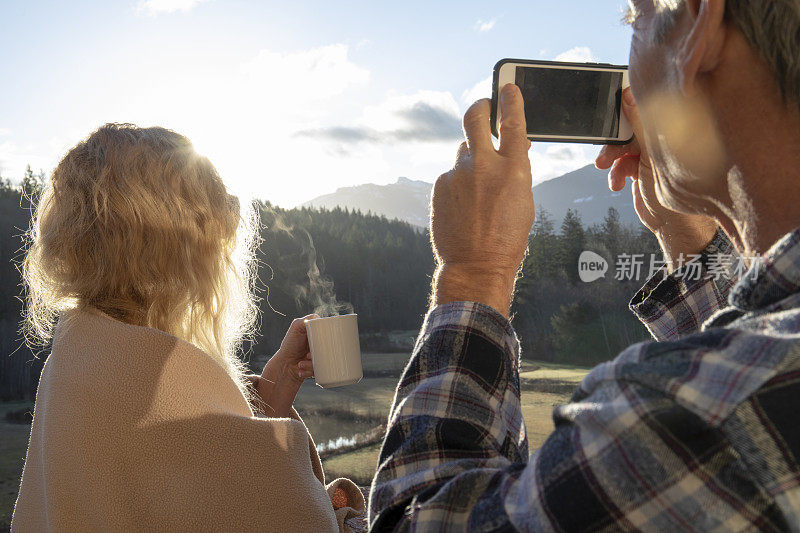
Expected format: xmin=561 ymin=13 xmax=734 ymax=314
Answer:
xmin=729 ymin=227 xmax=800 ymax=311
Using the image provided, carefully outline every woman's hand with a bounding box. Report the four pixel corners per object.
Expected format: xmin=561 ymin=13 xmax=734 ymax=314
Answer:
xmin=252 ymin=315 xmax=317 ymax=417
xmin=595 ymin=88 xmax=718 ymax=272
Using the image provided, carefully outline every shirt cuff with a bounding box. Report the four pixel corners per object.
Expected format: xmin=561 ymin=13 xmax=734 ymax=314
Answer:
xmin=629 ymin=229 xmax=736 ymax=340
xmin=417 ymin=301 xmax=521 ymax=370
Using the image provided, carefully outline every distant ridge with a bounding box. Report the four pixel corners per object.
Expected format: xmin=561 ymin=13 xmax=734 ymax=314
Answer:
xmin=303 ymin=176 xmax=431 ymax=228
xmin=303 ymin=165 xmax=639 ymax=228
xmin=532 ymin=165 xmax=638 ymax=226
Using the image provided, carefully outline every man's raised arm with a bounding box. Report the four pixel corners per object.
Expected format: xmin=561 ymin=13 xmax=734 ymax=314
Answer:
xmin=367 ymin=84 xmax=534 ymax=530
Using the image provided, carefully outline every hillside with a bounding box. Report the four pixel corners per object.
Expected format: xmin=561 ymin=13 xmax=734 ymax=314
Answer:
xmin=303 ymin=177 xmax=431 ymax=228
xmin=532 ymin=165 xmax=637 ymax=227
xmin=303 ymin=165 xmax=639 ymax=227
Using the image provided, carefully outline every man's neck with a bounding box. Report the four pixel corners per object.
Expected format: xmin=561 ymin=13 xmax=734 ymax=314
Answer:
xmin=723 ymin=129 xmax=800 ymax=257
xmin=712 ymin=84 xmax=800 ymax=256
xmin=700 ymin=34 xmax=800 ymax=257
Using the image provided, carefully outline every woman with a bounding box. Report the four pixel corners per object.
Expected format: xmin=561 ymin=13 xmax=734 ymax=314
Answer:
xmin=11 ymin=124 xmax=365 ymax=531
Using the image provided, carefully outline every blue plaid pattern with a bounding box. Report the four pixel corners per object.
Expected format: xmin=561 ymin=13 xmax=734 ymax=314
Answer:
xmin=369 ymin=228 xmax=800 ymax=532
xmin=629 ymin=229 xmax=738 ymax=341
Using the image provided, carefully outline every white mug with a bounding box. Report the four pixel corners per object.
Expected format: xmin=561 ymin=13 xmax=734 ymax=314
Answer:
xmin=304 ymin=314 xmax=363 ymax=388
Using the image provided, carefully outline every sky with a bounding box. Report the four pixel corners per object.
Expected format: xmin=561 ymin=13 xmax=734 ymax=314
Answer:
xmin=0 ymin=0 xmax=633 ymax=207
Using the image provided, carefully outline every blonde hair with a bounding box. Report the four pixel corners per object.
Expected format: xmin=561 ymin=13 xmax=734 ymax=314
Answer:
xmin=22 ymin=123 xmax=259 ymax=394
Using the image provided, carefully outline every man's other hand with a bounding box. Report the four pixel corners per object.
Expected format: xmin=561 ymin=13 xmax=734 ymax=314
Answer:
xmin=430 ymin=84 xmax=534 ymax=317
xmin=595 ymin=87 xmax=718 ymax=272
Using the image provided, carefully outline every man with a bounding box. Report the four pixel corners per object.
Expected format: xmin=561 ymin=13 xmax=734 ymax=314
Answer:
xmin=369 ymin=0 xmax=800 ymax=530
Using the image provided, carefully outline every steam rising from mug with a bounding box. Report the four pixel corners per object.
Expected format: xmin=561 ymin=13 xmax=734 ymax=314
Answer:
xmin=262 ymin=205 xmax=354 ymax=318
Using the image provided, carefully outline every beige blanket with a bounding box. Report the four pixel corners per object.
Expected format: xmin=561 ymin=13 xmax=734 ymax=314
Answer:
xmin=12 ymin=307 xmax=365 ymax=532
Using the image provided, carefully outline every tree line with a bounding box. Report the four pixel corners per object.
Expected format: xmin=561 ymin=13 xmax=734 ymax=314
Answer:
xmin=514 ymin=206 xmax=660 ymax=366
xmin=0 ymin=171 xmax=659 ymax=400
xmin=0 ymin=167 xmax=47 ymax=401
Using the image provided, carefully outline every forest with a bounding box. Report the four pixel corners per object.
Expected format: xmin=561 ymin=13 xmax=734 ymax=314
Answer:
xmin=0 ymin=168 xmax=660 ymax=400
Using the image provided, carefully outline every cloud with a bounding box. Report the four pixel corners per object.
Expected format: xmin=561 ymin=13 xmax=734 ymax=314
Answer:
xmin=137 ymin=0 xmax=209 ymax=15
xmin=241 ymin=44 xmax=369 ymax=101
xmin=299 ymin=127 xmax=380 ymax=144
xmin=474 ymin=18 xmax=498 ymax=33
xmin=531 ymin=144 xmax=596 ymax=185
xmin=0 ymin=128 xmax=10 ymax=136
xmin=0 ymin=140 xmax=44 ymax=179
xmin=394 ymin=102 xmax=462 ymax=141
xmin=554 ymin=46 xmax=596 ymax=63
xmin=544 ymin=145 xmax=587 ymax=162
xmin=296 ymin=91 xmax=462 ymax=145
xmin=461 ymin=76 xmax=492 ymax=105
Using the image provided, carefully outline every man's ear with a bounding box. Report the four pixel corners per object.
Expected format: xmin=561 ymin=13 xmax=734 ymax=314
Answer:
xmin=677 ymin=0 xmax=727 ymax=96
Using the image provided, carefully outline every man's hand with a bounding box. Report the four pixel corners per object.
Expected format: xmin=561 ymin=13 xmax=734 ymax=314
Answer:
xmin=595 ymin=88 xmax=718 ymax=272
xmin=430 ymin=84 xmax=534 ymax=317
xmin=253 ymin=315 xmax=316 ymax=417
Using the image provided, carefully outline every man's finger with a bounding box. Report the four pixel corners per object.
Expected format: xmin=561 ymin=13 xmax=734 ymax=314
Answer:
xmin=608 ymin=156 xmax=640 ymax=191
xmin=608 ymin=159 xmax=627 ymax=192
xmin=621 ymin=88 xmax=647 ymax=156
xmin=597 ymin=88 xmax=646 ymax=168
xmin=596 ymin=143 xmax=634 ymax=169
xmin=462 ymin=100 xmax=493 ymax=155
xmin=453 ymin=142 xmax=470 ymax=170
xmin=456 ymin=141 xmax=469 ymax=160
xmin=498 ymin=84 xmax=530 ymax=157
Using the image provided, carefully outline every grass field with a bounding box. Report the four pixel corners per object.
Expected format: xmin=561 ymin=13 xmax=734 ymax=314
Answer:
xmin=0 ymin=355 xmax=590 ymax=525
xmin=519 ymin=360 xmax=591 ymax=383
xmin=301 ymin=357 xmax=590 ymax=485
xmin=0 ymin=402 xmax=33 ymax=530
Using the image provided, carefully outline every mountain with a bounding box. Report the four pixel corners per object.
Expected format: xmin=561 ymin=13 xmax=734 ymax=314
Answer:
xmin=303 ymin=176 xmax=432 ymax=228
xmin=303 ymin=165 xmax=639 ymax=228
xmin=532 ymin=165 xmax=638 ymax=227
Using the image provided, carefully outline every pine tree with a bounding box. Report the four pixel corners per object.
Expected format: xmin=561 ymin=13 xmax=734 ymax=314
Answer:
xmin=559 ymin=209 xmax=586 ymax=284
xmin=20 ymin=164 xmax=43 ymax=201
xmin=601 ymin=206 xmax=623 ymax=261
xmin=525 ymin=207 xmax=558 ymax=280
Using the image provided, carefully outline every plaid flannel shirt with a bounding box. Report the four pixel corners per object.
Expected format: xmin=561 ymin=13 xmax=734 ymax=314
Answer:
xmin=369 ymin=228 xmax=800 ymax=531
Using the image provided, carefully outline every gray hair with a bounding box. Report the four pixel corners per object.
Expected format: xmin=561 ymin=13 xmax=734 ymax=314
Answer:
xmin=655 ymin=0 xmax=800 ymax=109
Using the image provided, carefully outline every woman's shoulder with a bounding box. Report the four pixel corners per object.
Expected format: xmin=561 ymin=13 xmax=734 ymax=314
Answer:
xmin=43 ymin=306 xmax=252 ymax=419
xmin=52 ymin=306 xmax=180 ymax=359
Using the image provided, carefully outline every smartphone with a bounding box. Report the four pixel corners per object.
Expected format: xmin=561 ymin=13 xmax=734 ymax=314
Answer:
xmin=491 ymin=59 xmax=633 ymax=145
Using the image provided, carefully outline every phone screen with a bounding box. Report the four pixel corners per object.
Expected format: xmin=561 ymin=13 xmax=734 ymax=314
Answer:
xmin=514 ymin=67 xmax=623 ymax=138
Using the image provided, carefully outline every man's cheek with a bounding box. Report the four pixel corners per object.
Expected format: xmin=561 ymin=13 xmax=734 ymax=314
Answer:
xmin=645 ymin=92 xmax=728 ymax=192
